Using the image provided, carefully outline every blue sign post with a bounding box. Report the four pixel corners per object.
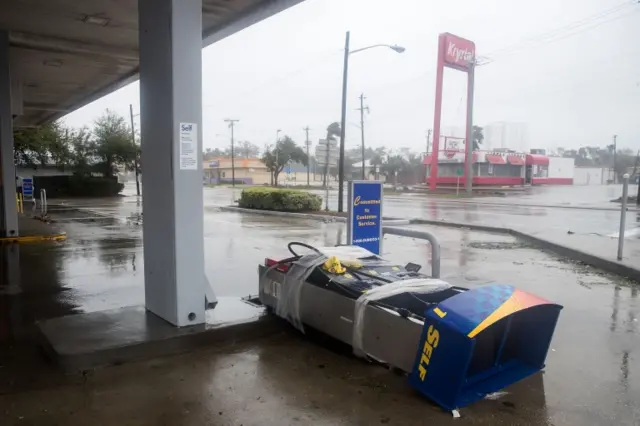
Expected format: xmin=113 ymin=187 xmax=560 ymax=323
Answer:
xmin=22 ymin=178 xmax=33 ymax=199
xmin=347 ymin=180 xmax=384 ymax=255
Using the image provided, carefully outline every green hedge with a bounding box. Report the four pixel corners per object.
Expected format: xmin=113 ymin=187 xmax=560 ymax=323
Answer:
xmin=239 ymin=187 xmax=322 ymax=212
xmin=33 ymin=175 xmax=124 ymax=197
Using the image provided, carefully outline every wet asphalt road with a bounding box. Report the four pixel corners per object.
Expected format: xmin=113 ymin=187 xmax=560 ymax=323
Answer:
xmin=295 ymin=185 xmax=640 ymax=238
xmin=0 ymin=189 xmax=639 ymax=425
xmin=78 ymin=183 xmax=640 ymax=238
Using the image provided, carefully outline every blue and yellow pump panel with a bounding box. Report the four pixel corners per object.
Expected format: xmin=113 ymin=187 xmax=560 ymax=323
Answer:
xmin=408 ymin=284 xmax=562 ymax=410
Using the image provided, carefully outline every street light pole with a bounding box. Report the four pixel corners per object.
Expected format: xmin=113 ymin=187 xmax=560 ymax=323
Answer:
xmin=338 ymin=31 xmax=350 ymax=213
xmin=612 ymin=134 xmax=617 ymax=184
xmin=337 ymin=33 xmax=405 ymax=212
xmin=224 ymin=119 xmax=239 ymax=187
xmin=464 ymin=62 xmax=475 ymax=194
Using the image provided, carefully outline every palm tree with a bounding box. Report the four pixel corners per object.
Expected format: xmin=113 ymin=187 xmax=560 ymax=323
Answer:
xmin=381 ymin=154 xmax=408 ymax=187
xmin=368 ymin=147 xmax=386 ymax=180
xmin=472 ymin=125 xmax=484 ymax=151
xmin=325 ymin=122 xmax=340 ymax=142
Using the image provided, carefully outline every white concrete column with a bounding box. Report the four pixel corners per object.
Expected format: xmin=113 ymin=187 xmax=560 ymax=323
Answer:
xmin=138 ymin=0 xmax=213 ymax=326
xmin=0 ymin=31 xmax=19 ymax=238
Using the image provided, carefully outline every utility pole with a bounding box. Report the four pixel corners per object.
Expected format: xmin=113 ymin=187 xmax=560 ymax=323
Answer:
xmin=633 ymin=150 xmax=640 ymax=205
xmin=464 ymin=62 xmax=476 ymax=194
xmin=612 ymin=134 xmax=618 ymax=184
xmin=304 ymin=126 xmax=311 ymax=186
xmin=357 ymin=93 xmax=370 ymax=180
xmin=129 ymin=104 xmax=140 ymax=196
xmin=224 ymin=119 xmax=239 ymax=187
xmin=426 ymin=129 xmax=432 ymax=154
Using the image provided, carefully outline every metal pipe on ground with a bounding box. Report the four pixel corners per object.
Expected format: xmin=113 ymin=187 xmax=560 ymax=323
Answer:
xmin=382 ymin=226 xmax=441 ymax=278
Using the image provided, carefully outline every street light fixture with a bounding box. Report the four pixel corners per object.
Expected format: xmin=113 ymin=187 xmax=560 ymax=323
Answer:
xmin=337 ymin=32 xmax=405 ymax=212
xmin=350 ymin=44 xmax=406 ymax=55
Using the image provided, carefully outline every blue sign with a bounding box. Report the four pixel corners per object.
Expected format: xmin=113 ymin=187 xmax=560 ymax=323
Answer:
xmin=22 ymin=178 xmax=33 ymax=198
xmin=347 ymin=180 xmax=383 ymax=255
xmin=209 ymin=160 xmax=219 ymax=167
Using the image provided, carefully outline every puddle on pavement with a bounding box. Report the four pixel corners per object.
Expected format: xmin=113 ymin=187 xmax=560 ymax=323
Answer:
xmin=467 ymin=241 xmax=533 ymax=250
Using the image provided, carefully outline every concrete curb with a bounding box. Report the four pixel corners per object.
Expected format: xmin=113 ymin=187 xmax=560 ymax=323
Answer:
xmin=220 ymin=206 xmax=405 ymax=224
xmin=408 ymin=218 xmax=508 ymax=235
xmin=37 ymin=307 xmax=284 ymax=373
xmin=220 ymin=206 xmax=347 ymax=222
xmin=410 ymin=218 xmax=640 ymax=282
xmin=0 ymin=233 xmax=67 ymax=244
xmin=221 ymin=207 xmax=640 ymax=281
xmin=444 ymin=199 xmax=640 ymax=213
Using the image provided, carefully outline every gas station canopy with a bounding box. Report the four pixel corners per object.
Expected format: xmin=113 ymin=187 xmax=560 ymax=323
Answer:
xmin=1 ymin=0 xmax=302 ymax=127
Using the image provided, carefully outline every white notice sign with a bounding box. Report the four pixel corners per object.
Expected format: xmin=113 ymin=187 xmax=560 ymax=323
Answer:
xmin=179 ymin=122 xmax=198 ymax=170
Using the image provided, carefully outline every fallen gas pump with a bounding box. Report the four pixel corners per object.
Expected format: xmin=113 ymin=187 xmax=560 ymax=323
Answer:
xmin=257 ymin=242 xmax=562 ymax=411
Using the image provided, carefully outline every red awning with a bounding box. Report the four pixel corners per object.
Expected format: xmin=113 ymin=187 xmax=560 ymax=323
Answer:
xmin=486 ymin=155 xmax=506 ymax=165
xmin=423 ymin=154 xmax=433 ymax=165
xmin=526 ymin=154 xmax=550 ymax=166
xmin=507 ymin=155 xmax=525 ymax=166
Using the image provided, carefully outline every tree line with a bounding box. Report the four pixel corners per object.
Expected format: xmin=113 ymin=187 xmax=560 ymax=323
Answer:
xmin=204 ymin=123 xmax=486 ymax=187
xmin=210 ymin=121 xmax=430 ymax=187
xmin=14 ymin=109 xmax=139 ymax=179
xmin=558 ymin=146 xmax=639 ymax=181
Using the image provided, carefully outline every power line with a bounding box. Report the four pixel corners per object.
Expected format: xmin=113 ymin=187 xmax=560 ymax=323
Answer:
xmin=482 ymin=1 xmax=638 ymax=64
xmin=477 ymin=72 xmax=639 ymax=106
xmin=483 ymin=1 xmax=633 ymax=58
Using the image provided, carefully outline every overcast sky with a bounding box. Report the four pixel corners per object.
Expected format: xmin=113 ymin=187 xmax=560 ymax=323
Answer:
xmin=62 ymin=0 xmax=640 ymax=155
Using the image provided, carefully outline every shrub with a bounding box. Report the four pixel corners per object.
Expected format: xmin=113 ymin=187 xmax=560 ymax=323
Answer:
xmin=239 ymin=187 xmax=321 ymax=212
xmin=33 ymin=175 xmax=124 ymax=197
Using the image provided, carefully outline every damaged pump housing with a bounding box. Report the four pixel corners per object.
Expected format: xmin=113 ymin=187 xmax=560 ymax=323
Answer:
xmin=257 ymin=243 xmax=562 ymax=410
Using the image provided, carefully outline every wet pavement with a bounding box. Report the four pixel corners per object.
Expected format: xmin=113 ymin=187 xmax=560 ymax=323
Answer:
xmin=200 ymin=185 xmax=640 ymax=239
xmin=205 ymin=185 xmax=640 ymax=265
xmin=0 ymin=195 xmax=639 ymax=424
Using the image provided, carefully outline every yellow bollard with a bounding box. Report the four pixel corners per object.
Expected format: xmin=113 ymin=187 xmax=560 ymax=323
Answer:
xmin=16 ymin=193 xmax=23 ymax=214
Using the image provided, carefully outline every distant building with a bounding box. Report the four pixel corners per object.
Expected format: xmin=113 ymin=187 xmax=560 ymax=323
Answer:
xmin=424 ymin=150 xmax=575 ymax=187
xmin=484 ymin=122 xmax=529 ymax=152
xmin=203 ymin=157 xmax=323 ymax=186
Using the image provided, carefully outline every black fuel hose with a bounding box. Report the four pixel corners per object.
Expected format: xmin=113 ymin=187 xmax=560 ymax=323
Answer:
xmin=288 ymin=241 xmax=323 ymax=257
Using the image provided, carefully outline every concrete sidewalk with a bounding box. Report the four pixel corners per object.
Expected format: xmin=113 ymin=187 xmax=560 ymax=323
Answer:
xmin=409 ymin=218 xmax=640 ymax=281
xmin=0 ymin=214 xmax=66 ymax=243
xmin=526 ymin=229 xmax=639 ymax=275
xmin=0 ymin=331 xmax=556 ymax=426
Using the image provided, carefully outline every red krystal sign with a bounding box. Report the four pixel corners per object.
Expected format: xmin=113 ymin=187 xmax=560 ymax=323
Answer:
xmin=429 ymin=33 xmax=477 ymax=192
xmin=442 ymin=33 xmax=475 ymax=71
